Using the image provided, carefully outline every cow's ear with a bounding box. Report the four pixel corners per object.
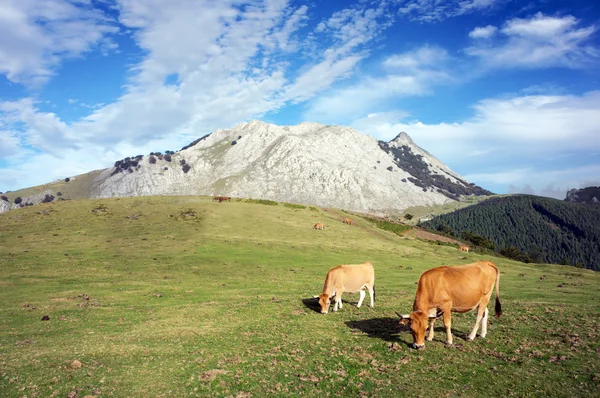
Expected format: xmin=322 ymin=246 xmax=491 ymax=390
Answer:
xmin=399 ymin=317 xmax=410 ymax=326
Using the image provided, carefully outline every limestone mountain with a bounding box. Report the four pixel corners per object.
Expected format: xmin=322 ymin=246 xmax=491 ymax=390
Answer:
xmin=1 ymin=120 xmax=491 ymax=214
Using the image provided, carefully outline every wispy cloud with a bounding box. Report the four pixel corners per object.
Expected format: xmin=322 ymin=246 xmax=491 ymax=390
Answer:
xmin=466 ymin=13 xmax=599 ymax=68
xmin=398 ymin=0 xmax=503 ymax=23
xmin=0 ymin=0 xmax=118 ymax=87
xmin=304 ymin=45 xmax=451 ymax=123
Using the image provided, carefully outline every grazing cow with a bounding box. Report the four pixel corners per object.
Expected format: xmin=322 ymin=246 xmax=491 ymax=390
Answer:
xmin=399 ymin=260 xmax=501 ymax=349
xmin=459 ymin=245 xmax=470 ymax=252
xmin=343 ymin=217 xmax=352 ymax=225
xmin=313 ymin=223 xmax=325 ymax=230
xmin=314 ymin=262 xmax=375 ymax=314
xmin=213 ymin=196 xmax=220 ymax=202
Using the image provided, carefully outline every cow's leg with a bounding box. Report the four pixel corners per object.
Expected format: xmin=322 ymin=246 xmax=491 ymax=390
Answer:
xmin=367 ymin=285 xmax=374 ymax=308
xmin=427 ymin=318 xmax=435 ymax=341
xmin=443 ymin=310 xmax=453 ymax=345
xmin=357 ymin=289 xmax=366 ymax=308
xmin=480 ymin=307 xmax=489 ymax=338
xmin=467 ymin=301 xmax=489 ymax=341
xmin=333 ymin=294 xmax=342 ymax=311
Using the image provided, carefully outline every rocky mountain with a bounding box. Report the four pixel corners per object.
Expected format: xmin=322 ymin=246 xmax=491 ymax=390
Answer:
xmin=1 ymin=120 xmax=491 ymax=215
xmin=565 ymin=186 xmax=600 ymax=204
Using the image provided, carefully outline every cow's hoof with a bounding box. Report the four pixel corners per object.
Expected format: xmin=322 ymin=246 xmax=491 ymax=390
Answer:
xmin=466 ymin=337 xmax=473 ymax=342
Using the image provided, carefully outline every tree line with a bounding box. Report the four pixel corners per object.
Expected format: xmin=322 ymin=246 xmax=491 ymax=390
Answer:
xmin=422 ymin=195 xmax=600 ymax=271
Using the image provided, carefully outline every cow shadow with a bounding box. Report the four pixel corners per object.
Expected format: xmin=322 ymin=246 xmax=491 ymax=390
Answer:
xmin=301 ymin=297 xmax=354 ymax=314
xmin=345 ymin=317 xmax=413 ymax=346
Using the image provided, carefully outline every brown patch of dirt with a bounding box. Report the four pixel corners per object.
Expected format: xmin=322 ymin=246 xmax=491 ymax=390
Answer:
xmin=403 ymin=227 xmax=463 ymax=245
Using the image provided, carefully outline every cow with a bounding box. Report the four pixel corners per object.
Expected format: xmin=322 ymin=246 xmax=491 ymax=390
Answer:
xmin=343 ymin=217 xmax=352 ymax=225
xmin=459 ymin=245 xmax=470 ymax=252
xmin=313 ymin=223 xmax=325 ymax=230
xmin=399 ymin=260 xmax=501 ymax=349
xmin=314 ymin=262 xmax=375 ymax=314
xmin=213 ymin=196 xmax=220 ymax=202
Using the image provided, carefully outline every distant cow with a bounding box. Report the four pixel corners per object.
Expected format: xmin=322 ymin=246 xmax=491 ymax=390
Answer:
xmin=343 ymin=217 xmax=352 ymax=225
xmin=313 ymin=223 xmax=325 ymax=230
xmin=314 ymin=262 xmax=375 ymax=314
xmin=399 ymin=261 xmax=501 ymax=349
xmin=459 ymin=245 xmax=470 ymax=252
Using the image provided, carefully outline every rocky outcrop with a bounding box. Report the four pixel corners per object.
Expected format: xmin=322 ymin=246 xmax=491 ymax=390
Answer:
xmin=565 ymin=187 xmax=600 ymax=204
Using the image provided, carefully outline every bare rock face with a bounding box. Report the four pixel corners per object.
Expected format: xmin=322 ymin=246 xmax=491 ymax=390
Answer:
xmin=0 ymin=190 xmax=55 ymax=212
xmin=565 ymin=186 xmax=600 ymax=204
xmin=89 ymin=121 xmax=488 ymax=214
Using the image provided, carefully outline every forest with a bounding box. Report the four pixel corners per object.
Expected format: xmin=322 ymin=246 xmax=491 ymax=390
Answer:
xmin=422 ymin=195 xmax=600 ymax=271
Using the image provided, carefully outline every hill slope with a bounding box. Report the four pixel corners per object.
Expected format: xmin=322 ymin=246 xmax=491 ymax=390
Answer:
xmin=1 ymin=120 xmax=490 ymax=214
xmin=1 ymin=196 xmax=599 ymax=397
xmin=423 ymin=195 xmax=600 ymax=270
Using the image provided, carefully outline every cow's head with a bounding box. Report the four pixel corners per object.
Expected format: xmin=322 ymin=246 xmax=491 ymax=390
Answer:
xmin=314 ymin=294 xmax=332 ymax=314
xmin=398 ymin=311 xmax=429 ymax=349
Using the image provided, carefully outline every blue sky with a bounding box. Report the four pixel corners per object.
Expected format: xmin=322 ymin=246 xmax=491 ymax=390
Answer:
xmin=1 ymin=0 xmax=599 ymax=198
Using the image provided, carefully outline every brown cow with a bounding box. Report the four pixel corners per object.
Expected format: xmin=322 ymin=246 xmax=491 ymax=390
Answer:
xmin=343 ymin=217 xmax=352 ymax=225
xmin=313 ymin=223 xmax=325 ymax=230
xmin=399 ymin=261 xmax=501 ymax=349
xmin=459 ymin=245 xmax=470 ymax=252
xmin=314 ymin=262 xmax=375 ymax=314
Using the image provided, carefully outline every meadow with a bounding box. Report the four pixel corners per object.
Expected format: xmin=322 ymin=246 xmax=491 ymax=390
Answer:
xmin=1 ymin=196 xmax=599 ymax=397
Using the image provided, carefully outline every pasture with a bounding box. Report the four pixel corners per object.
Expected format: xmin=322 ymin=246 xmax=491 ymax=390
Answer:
xmin=1 ymin=196 xmax=599 ymax=397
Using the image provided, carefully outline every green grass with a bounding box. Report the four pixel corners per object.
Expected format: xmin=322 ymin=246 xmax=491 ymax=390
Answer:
xmin=1 ymin=196 xmax=599 ymax=397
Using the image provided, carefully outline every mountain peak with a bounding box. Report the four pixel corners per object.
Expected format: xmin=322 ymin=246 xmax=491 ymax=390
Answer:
xmin=390 ymin=131 xmax=415 ymax=146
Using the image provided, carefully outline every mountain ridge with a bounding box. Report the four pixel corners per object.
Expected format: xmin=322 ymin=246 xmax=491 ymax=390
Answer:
xmin=1 ymin=120 xmax=491 ymax=214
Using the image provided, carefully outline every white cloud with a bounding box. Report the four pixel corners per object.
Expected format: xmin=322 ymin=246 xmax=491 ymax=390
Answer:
xmin=0 ymin=0 xmax=118 ymax=86
xmin=350 ymin=91 xmax=600 ymax=196
xmin=304 ymin=46 xmax=451 ymax=122
xmin=466 ymin=13 xmax=599 ymax=68
xmin=469 ymin=25 xmax=497 ymax=39
xmin=398 ymin=0 xmax=503 ymax=22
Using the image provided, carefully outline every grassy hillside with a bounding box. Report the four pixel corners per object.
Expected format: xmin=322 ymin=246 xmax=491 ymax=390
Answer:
xmin=423 ymin=195 xmax=600 ymax=271
xmin=1 ymin=169 xmax=104 ymax=203
xmin=1 ymin=196 xmax=599 ymax=397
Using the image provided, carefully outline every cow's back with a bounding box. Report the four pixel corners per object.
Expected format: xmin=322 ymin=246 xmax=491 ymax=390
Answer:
xmin=416 ymin=261 xmax=497 ymax=312
xmin=327 ymin=262 xmax=374 ymax=293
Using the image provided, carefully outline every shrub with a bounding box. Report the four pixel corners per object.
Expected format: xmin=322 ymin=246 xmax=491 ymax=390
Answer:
xmin=164 ymin=167 xmax=168 ymax=171
xmin=182 ymin=164 xmax=191 ymax=173
xmin=231 ymin=140 xmax=237 ymax=145
xmin=164 ymin=154 xmax=172 ymax=162
xmin=148 ymin=156 xmax=157 ymax=164
xmin=1 ymin=195 xmax=8 ymax=201
xmin=180 ymin=159 xmax=186 ymax=166
xmin=65 ymin=177 xmax=70 ymax=182
xmin=14 ymin=197 xmax=22 ymax=204
xmin=57 ymin=192 xmax=62 ymax=196
xmin=367 ymin=217 xmax=411 ymax=236
xmin=404 ymin=213 xmax=414 ymax=220
xmin=283 ymin=202 xmax=306 ymax=209
xmin=42 ymin=194 xmax=55 ymax=203
xmin=387 ymin=166 xmax=393 ymax=171
xmin=245 ymin=198 xmax=278 ymax=206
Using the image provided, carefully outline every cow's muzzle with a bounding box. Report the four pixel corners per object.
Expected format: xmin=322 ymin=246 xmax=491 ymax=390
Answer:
xmin=412 ymin=343 xmax=425 ymax=350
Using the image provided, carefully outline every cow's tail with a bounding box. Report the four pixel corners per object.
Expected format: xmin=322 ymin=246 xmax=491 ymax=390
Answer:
xmin=493 ymin=262 xmax=502 ymax=317
xmin=373 ymin=285 xmax=376 ymax=302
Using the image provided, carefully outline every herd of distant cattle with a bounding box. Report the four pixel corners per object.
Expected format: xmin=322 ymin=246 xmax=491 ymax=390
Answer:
xmin=213 ymin=195 xmax=497 ymax=349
